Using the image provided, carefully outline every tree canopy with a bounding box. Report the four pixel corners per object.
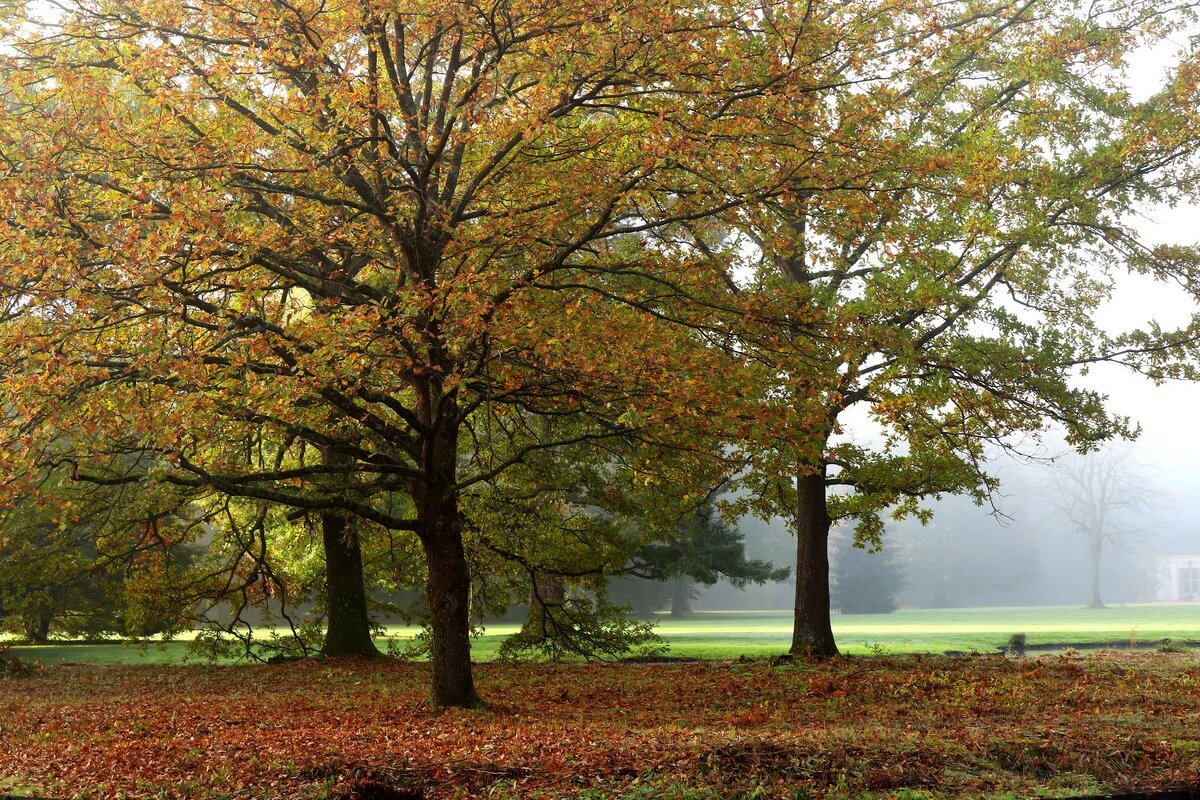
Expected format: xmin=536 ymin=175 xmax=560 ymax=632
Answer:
xmin=0 ymin=0 xmax=771 ymax=705
xmin=705 ymin=0 xmax=1200 ymax=655
xmin=2 ymin=0 xmax=1200 ymax=702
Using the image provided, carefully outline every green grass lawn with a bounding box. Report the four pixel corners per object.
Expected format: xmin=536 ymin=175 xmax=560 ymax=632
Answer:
xmin=12 ymin=603 xmax=1200 ymax=665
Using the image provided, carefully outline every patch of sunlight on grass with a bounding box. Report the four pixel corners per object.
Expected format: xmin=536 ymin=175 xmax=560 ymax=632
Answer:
xmin=13 ymin=603 xmax=1200 ymax=665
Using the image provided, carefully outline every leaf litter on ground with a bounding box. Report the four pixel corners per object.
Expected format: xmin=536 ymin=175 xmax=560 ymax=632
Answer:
xmin=2 ymin=652 xmax=1200 ymax=799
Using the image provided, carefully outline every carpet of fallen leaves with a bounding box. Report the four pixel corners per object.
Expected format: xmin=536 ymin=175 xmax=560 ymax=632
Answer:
xmin=3 ymin=652 xmax=1200 ymax=799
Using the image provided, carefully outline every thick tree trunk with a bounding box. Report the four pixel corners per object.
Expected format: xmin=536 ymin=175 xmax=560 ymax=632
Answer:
xmin=320 ymin=509 xmax=379 ymax=657
xmin=415 ymin=425 xmax=479 ymax=707
xmin=670 ymin=577 xmax=692 ymax=617
xmin=421 ymin=516 xmax=480 ymax=708
xmin=791 ymin=468 xmax=839 ymax=658
xmin=1087 ymin=538 xmax=1105 ymax=609
xmin=317 ymin=446 xmax=378 ymax=657
xmin=410 ymin=372 xmax=479 ymax=707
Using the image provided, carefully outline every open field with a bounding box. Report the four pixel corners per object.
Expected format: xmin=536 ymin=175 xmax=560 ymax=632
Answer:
xmin=11 ymin=604 xmax=1200 ymax=665
xmin=4 ymin=652 xmax=1200 ymax=799
xmin=632 ymin=604 xmax=1200 ymax=657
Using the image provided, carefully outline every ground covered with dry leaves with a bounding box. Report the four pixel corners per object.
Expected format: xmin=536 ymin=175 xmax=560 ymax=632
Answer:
xmin=3 ymin=652 xmax=1200 ymax=799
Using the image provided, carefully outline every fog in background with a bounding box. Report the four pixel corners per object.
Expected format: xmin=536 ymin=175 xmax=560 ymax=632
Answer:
xmin=692 ymin=263 xmax=1200 ymax=613
xmin=697 ymin=456 xmax=1199 ymax=612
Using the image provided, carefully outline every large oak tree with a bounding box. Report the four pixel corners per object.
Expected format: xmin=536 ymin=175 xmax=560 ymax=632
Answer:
xmin=0 ymin=0 xmax=765 ymax=705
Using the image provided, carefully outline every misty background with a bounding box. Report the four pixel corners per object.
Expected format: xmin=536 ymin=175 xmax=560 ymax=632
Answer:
xmin=685 ymin=337 xmax=1200 ymax=613
xmin=691 ymin=463 xmax=1197 ymax=613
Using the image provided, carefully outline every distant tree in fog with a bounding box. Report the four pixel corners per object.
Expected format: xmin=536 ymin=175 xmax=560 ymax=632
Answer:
xmin=611 ymin=501 xmax=790 ymax=616
xmin=1048 ymin=444 xmax=1161 ymax=608
xmin=896 ymin=495 xmax=1038 ymax=608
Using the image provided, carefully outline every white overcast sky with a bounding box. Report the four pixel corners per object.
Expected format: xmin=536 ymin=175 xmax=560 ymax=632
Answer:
xmin=1052 ymin=30 xmax=1200 ymax=544
xmin=1093 ymin=32 xmax=1200 ymax=480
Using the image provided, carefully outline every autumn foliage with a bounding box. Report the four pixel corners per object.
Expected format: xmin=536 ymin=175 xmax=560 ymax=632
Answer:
xmin=3 ymin=0 xmax=1200 ymax=708
xmin=0 ymin=0 xmax=764 ymax=704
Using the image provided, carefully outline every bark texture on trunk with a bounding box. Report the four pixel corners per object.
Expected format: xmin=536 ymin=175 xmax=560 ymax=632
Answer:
xmin=317 ymin=446 xmax=378 ymax=657
xmin=414 ymin=416 xmax=480 ymax=708
xmin=404 ymin=360 xmax=482 ymax=708
xmin=791 ymin=468 xmax=839 ymax=658
xmin=422 ymin=519 xmax=480 ymax=708
xmin=320 ymin=509 xmax=379 ymax=657
xmin=1087 ymin=538 xmax=1105 ymax=609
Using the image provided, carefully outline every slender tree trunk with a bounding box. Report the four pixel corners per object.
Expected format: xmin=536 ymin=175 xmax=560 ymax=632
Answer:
xmin=321 ymin=509 xmax=379 ymax=656
xmin=779 ymin=203 xmax=838 ymax=658
xmin=1087 ymin=537 xmax=1105 ymax=609
xmin=318 ymin=446 xmax=378 ymax=657
xmin=791 ymin=468 xmax=839 ymax=658
xmin=670 ymin=577 xmax=692 ymax=617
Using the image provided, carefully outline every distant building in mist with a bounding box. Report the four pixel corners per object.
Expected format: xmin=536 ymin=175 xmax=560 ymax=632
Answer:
xmin=1155 ymin=555 xmax=1200 ymax=602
